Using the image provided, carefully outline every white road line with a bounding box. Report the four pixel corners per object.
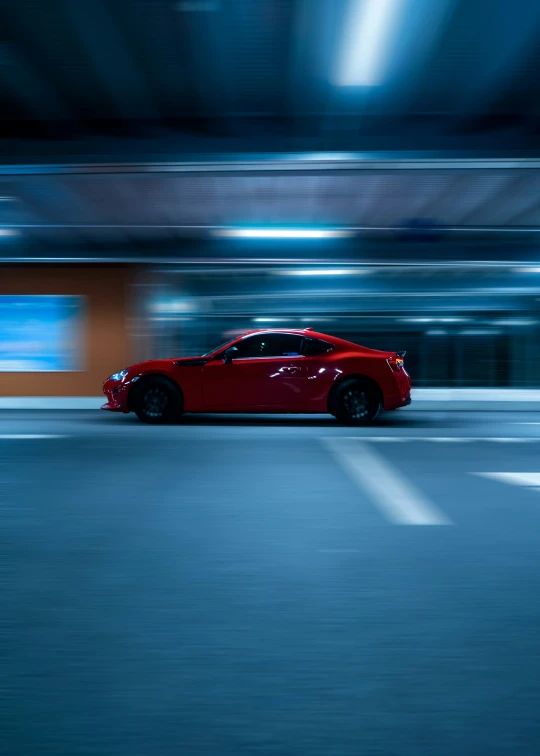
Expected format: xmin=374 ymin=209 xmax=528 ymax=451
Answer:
xmin=345 ymin=436 xmax=408 ymax=442
xmin=0 ymin=434 xmax=67 ymax=439
xmin=335 ymin=436 xmax=538 ymax=442
xmin=322 ymin=438 xmax=451 ymax=526
xmin=474 ymin=472 xmax=540 ymax=488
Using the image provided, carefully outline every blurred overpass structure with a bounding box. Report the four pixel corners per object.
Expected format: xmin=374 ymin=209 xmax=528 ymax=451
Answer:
xmin=3 ymin=155 xmax=540 ymax=249
xmin=1 ymin=155 xmax=540 ymax=395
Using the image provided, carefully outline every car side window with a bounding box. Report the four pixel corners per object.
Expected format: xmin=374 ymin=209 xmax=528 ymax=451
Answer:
xmin=301 ymin=337 xmax=333 ymax=356
xmin=235 ymin=333 xmax=304 ymax=358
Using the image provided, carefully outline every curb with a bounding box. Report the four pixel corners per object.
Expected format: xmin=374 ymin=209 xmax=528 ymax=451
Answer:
xmin=0 ymin=390 xmax=540 ymax=411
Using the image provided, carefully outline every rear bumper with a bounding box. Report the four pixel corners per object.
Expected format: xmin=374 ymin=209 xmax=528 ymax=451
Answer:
xmin=384 ymin=393 xmax=411 ymax=410
xmin=383 ymin=368 xmax=412 ymax=410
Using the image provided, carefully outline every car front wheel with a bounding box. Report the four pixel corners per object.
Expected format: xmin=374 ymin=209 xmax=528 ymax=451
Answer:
xmin=132 ymin=376 xmax=183 ymax=424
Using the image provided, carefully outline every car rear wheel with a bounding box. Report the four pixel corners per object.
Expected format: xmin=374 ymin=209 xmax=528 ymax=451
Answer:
xmin=330 ymin=378 xmax=381 ymax=425
xmin=132 ymin=376 xmax=183 ymax=424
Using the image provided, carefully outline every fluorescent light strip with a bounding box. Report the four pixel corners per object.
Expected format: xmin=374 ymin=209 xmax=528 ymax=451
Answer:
xmin=253 ymin=318 xmax=290 ymax=323
xmin=460 ymin=329 xmax=502 ymax=336
xmin=281 ymin=269 xmax=364 ymax=276
xmin=213 ymin=229 xmax=355 ymax=239
xmin=493 ymin=319 xmax=537 ymax=326
xmin=335 ymin=0 xmax=405 ymax=86
xmin=401 ymin=317 xmax=471 ymax=324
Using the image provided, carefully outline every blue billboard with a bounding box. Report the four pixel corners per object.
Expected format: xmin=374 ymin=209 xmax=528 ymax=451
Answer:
xmin=0 ymin=296 xmax=84 ymax=372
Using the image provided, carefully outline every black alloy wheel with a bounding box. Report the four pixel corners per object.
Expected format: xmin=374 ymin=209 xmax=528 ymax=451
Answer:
xmin=330 ymin=378 xmax=381 ymax=425
xmin=143 ymin=387 xmax=169 ymax=418
xmin=133 ymin=376 xmax=183 ymax=424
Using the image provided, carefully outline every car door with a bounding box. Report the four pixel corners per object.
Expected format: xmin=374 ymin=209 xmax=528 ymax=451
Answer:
xmin=201 ymin=332 xmax=305 ymax=409
xmin=269 ymin=335 xmax=335 ymax=410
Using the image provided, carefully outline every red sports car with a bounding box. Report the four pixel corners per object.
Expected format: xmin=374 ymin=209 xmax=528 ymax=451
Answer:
xmin=102 ymin=328 xmax=411 ymax=425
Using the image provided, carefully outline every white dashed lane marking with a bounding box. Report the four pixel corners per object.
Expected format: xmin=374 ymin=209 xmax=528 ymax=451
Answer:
xmin=337 ymin=437 xmax=540 ymax=443
xmin=322 ymin=438 xmax=452 ymax=526
xmin=0 ymin=434 xmax=68 ymax=439
xmin=474 ymin=472 xmax=540 ymax=489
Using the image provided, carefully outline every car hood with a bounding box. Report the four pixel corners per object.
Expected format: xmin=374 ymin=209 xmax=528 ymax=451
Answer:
xmin=125 ymin=356 xmax=208 ymax=374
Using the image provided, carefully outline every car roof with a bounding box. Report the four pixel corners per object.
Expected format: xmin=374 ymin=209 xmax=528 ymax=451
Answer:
xmin=240 ymin=327 xmax=320 ymax=337
xmin=237 ymin=327 xmax=339 ymax=343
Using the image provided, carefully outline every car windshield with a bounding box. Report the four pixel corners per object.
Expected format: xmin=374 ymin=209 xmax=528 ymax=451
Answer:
xmin=202 ymin=338 xmax=237 ymax=357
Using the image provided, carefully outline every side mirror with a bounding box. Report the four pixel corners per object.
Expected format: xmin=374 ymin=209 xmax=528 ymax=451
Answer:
xmin=222 ymin=346 xmax=239 ymax=364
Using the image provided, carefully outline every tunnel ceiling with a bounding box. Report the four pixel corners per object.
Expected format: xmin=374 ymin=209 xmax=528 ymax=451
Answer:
xmin=1 ymin=0 xmax=540 ymax=155
xmin=3 ymin=1 xmax=540 ymax=258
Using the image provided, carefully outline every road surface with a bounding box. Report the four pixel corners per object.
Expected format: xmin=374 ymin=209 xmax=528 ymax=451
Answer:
xmin=3 ymin=409 xmax=540 ymax=755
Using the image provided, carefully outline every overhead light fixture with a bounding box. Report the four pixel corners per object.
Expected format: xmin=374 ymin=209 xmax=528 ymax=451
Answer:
xmin=460 ymin=329 xmax=502 ymax=336
xmin=153 ymin=316 xmax=194 ymax=322
xmin=150 ymin=300 xmax=193 ymax=314
xmin=253 ymin=318 xmax=290 ymax=323
xmin=300 ymin=152 xmax=359 ymax=162
xmin=212 ymin=229 xmax=355 ymax=239
xmin=0 ymin=229 xmax=20 ymax=237
xmin=280 ymin=269 xmax=369 ymax=276
xmin=335 ymin=0 xmax=405 ymax=86
xmin=493 ymin=319 xmax=537 ymax=327
xmin=514 ymin=267 xmax=540 ymax=273
xmin=401 ymin=316 xmax=470 ymax=324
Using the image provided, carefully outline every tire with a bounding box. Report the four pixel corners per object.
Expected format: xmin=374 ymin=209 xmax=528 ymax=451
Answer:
xmin=329 ymin=378 xmax=381 ymax=426
xmin=131 ymin=376 xmax=183 ymax=424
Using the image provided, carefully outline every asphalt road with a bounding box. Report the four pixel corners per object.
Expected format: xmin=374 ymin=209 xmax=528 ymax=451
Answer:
xmin=4 ymin=409 xmax=540 ymax=755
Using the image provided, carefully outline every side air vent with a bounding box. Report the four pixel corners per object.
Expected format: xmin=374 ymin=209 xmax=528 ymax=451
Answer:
xmin=173 ymin=359 xmax=208 ymax=367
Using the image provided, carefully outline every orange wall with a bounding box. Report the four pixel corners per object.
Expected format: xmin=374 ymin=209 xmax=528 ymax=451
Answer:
xmin=0 ymin=265 xmax=134 ymax=396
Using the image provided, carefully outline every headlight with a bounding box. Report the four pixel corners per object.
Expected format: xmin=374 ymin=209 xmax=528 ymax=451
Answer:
xmin=109 ymin=369 xmax=128 ymax=382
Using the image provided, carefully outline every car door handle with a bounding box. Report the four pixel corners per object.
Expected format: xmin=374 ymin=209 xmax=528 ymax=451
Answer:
xmin=282 ymin=366 xmax=300 ymax=373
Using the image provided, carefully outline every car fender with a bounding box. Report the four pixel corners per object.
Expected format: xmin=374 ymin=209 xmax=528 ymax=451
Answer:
xmin=127 ymin=371 xmax=184 ymax=411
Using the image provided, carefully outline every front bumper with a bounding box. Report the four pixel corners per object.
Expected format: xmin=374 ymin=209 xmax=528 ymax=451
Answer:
xmin=102 ymin=380 xmax=130 ymax=413
xmin=101 ymin=400 xmax=128 ymax=413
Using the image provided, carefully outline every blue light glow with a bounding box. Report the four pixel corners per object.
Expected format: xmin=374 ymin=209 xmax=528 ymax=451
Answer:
xmin=335 ymin=0 xmax=405 ymax=86
xmin=213 ymin=229 xmax=354 ymax=239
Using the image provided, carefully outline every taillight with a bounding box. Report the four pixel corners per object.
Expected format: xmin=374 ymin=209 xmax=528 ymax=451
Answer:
xmin=387 ymin=354 xmax=405 ymax=372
